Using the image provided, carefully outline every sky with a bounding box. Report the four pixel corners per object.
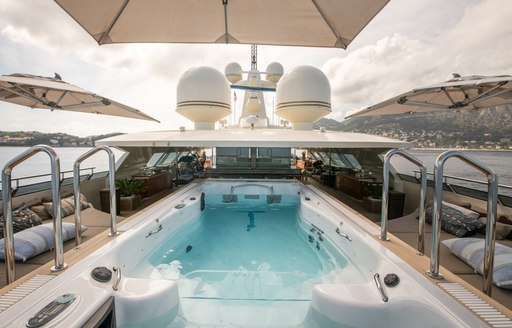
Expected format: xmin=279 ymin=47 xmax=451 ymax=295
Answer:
xmin=1 ymin=0 xmax=511 ymax=137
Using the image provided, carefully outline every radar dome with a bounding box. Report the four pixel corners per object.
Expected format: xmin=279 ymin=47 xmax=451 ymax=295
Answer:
xmin=176 ymin=66 xmax=231 ymax=130
xmin=275 ymin=66 xmax=331 ymax=130
xmin=224 ymin=62 xmax=243 ymax=83
xmin=266 ymin=62 xmax=283 ymax=83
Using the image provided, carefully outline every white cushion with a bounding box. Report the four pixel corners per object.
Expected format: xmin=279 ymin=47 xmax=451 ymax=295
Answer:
xmin=442 ymin=238 xmax=512 ymax=289
xmin=0 ymin=222 xmax=87 ymax=262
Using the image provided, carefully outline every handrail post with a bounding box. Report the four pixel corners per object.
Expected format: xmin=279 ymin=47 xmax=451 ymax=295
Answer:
xmin=2 ymin=145 xmax=67 ymax=284
xmin=380 ymin=149 xmax=427 ymax=255
xmin=73 ymin=146 xmax=118 ymax=245
xmin=427 ymin=150 xmax=498 ymax=295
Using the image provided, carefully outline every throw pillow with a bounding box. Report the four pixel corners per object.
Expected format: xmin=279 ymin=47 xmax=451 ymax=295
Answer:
xmin=0 ymin=203 xmax=43 ymax=239
xmin=0 ymin=222 xmax=88 ymax=262
xmin=29 ymin=204 xmax=52 ymax=221
xmin=425 ymin=202 xmax=485 ymax=237
xmin=43 ymin=194 xmax=90 ymax=218
xmin=442 ymin=238 xmax=512 ymax=289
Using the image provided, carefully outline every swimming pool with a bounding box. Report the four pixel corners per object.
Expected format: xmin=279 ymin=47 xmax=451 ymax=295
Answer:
xmin=0 ymin=179 xmax=490 ymax=327
xmin=129 ymin=197 xmax=369 ymax=326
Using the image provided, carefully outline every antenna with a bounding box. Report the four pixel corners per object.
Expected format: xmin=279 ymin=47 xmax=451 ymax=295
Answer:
xmin=251 ymin=44 xmax=257 ymax=70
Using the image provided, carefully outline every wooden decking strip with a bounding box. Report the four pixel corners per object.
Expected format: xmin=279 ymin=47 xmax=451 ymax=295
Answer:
xmin=0 ymin=274 xmax=54 ymax=313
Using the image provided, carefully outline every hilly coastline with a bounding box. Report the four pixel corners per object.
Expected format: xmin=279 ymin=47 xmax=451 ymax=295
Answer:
xmin=0 ymin=131 xmax=123 ymax=147
xmin=1 ymin=106 xmax=511 ymax=149
xmin=315 ymin=105 xmax=512 ymax=149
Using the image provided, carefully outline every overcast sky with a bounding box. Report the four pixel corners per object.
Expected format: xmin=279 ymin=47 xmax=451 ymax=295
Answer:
xmin=1 ymin=0 xmax=511 ymax=137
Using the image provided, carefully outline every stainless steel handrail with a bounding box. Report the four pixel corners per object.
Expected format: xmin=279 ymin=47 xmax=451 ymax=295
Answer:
xmin=380 ymin=150 xmax=428 ymax=255
xmin=374 ymin=273 xmax=389 ymax=302
xmin=146 ymin=223 xmax=163 ymax=238
xmin=410 ymin=170 xmax=512 ymax=191
xmin=112 ymin=266 xmax=121 ymax=291
xmin=1 ymin=145 xmax=67 ymax=284
xmin=73 ymin=146 xmax=118 ymax=245
xmin=427 ymin=150 xmax=498 ymax=296
xmin=0 ymin=167 xmax=96 ymax=191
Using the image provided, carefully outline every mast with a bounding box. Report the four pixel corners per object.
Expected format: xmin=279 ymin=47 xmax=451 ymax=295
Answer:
xmin=251 ymin=44 xmax=257 ymax=70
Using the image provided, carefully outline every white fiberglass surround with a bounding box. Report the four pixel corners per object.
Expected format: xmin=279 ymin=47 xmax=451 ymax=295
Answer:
xmin=0 ymin=179 xmax=486 ymax=327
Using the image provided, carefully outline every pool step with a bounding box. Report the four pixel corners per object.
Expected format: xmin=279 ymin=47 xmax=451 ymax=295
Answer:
xmin=171 ymin=298 xmax=311 ymax=327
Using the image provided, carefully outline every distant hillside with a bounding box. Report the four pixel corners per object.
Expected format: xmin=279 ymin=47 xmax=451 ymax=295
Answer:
xmin=314 ymin=106 xmax=512 ymax=148
xmin=0 ymin=131 xmax=124 ymax=147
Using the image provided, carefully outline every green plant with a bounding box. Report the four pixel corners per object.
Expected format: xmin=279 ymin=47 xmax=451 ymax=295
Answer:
xmin=362 ymin=182 xmax=383 ymax=198
xmin=116 ymin=179 xmax=147 ymax=197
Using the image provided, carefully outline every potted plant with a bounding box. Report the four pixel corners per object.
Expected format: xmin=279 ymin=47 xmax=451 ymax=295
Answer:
xmin=116 ymin=179 xmax=147 ymax=211
xmin=362 ymin=182 xmax=383 ymax=199
xmin=362 ymin=181 xmax=383 ymax=213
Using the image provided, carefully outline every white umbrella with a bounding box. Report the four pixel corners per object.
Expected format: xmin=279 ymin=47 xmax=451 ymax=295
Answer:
xmin=53 ymin=0 xmax=389 ymax=49
xmin=346 ymin=74 xmax=512 ymax=118
xmin=0 ymin=73 xmax=159 ymax=122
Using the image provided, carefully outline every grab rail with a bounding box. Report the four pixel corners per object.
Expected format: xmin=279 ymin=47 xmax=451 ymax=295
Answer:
xmin=146 ymin=222 xmax=163 ymax=238
xmin=380 ymin=150 xmax=428 ymax=255
xmin=73 ymin=146 xmax=118 ymax=244
xmin=0 ymin=166 xmax=96 ymax=191
xmin=411 ymin=170 xmax=512 ymax=191
xmin=1 ymin=145 xmax=67 ymax=284
xmin=112 ymin=266 xmax=121 ymax=291
xmin=428 ymin=150 xmax=498 ymax=296
xmin=230 ymin=183 xmax=274 ymax=202
xmin=374 ymin=273 xmax=389 ymax=302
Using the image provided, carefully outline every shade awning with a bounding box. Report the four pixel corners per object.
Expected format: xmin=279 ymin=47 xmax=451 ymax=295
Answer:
xmin=0 ymin=73 xmax=159 ymax=122
xmin=54 ymin=0 xmax=390 ymax=49
xmin=347 ymin=75 xmax=512 ymax=118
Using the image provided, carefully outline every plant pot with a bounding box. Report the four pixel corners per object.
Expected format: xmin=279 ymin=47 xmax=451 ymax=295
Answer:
xmin=120 ymin=194 xmax=141 ymax=211
xmin=99 ymin=188 xmax=121 ymax=215
xmin=363 ymin=196 xmax=382 ymax=213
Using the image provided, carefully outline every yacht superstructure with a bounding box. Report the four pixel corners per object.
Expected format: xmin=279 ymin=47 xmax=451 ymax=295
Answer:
xmin=0 ymin=1 xmax=511 ymax=326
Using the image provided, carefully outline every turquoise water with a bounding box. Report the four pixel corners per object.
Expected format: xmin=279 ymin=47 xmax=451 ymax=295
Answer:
xmin=129 ymin=200 xmax=366 ymax=326
xmin=141 ymin=202 xmax=360 ymax=302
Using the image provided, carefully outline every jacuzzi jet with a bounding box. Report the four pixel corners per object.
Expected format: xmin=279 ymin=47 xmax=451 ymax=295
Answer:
xmin=308 ymin=235 xmax=314 ymax=243
xmin=316 ymin=242 xmax=320 ymax=250
xmin=91 ymin=267 xmax=112 ymax=283
xmin=318 ymin=235 xmax=324 ymax=242
xmin=384 ymin=273 xmax=400 ymax=287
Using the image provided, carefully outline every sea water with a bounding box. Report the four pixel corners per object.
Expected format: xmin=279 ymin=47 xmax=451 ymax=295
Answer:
xmin=390 ymin=149 xmax=512 ymax=196
xmin=0 ymin=146 xmax=125 ymax=187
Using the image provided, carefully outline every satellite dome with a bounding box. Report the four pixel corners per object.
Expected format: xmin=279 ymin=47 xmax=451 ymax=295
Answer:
xmin=266 ymin=62 xmax=283 ymax=83
xmin=225 ymin=62 xmax=243 ymax=83
xmin=275 ymin=65 xmax=331 ymax=130
xmin=176 ymin=66 xmax=231 ymax=130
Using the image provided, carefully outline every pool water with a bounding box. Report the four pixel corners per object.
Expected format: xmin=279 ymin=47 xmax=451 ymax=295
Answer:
xmin=130 ymin=200 xmax=366 ymax=326
xmin=138 ymin=202 xmax=364 ymax=302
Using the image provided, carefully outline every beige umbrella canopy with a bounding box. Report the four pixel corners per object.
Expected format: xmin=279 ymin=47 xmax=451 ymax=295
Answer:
xmin=0 ymin=73 xmax=159 ymax=122
xmin=346 ymin=74 xmax=512 ymax=118
xmin=54 ymin=0 xmax=390 ymax=49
